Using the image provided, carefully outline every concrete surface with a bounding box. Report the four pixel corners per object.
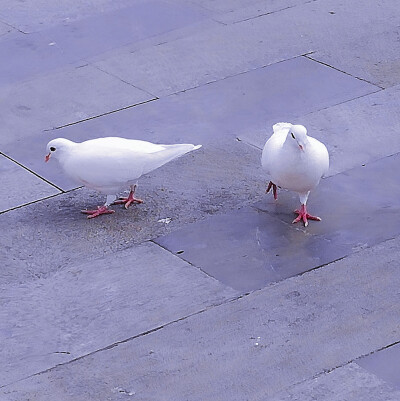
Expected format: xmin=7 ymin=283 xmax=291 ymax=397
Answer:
xmin=1 ymin=0 xmax=400 ymax=399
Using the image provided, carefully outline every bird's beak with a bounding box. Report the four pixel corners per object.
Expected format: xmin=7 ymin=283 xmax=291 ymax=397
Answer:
xmin=299 ymin=144 xmax=304 ymax=151
xmin=45 ymin=153 xmax=51 ymax=162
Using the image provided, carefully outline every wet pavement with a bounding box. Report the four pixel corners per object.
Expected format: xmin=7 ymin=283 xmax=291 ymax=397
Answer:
xmin=1 ymin=1 xmax=400 ymax=400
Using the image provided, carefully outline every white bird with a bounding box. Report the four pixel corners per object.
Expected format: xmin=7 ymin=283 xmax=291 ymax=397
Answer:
xmin=45 ymin=137 xmax=202 ymax=218
xmin=261 ymin=123 xmax=329 ymax=226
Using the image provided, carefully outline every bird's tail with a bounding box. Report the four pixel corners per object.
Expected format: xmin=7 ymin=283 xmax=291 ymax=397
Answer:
xmin=142 ymin=144 xmax=202 ymax=174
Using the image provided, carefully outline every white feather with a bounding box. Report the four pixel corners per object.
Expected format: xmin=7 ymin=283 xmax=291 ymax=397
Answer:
xmin=261 ymin=123 xmax=329 ymax=204
xmin=46 ymin=137 xmax=202 ymax=195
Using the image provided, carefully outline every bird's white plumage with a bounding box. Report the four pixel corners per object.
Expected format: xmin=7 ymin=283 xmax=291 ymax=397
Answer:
xmin=46 ymin=137 xmax=202 ymax=196
xmin=261 ymin=123 xmax=329 ymax=205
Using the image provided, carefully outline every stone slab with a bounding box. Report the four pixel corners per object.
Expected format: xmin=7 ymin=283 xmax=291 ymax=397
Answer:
xmin=2 ymin=236 xmax=400 ymax=399
xmin=93 ymin=0 xmax=398 ymax=97
xmin=240 ymin=83 xmax=400 ymax=178
xmin=0 ymin=0 xmax=133 ymax=33
xmin=0 ymin=1 xmax=211 ymax=87
xmin=213 ymin=0 xmax=314 ymax=24
xmin=189 ymin=0 xmax=263 ymax=12
xmin=156 ymin=152 xmax=400 ymax=291
xmin=272 ymin=363 xmax=400 ymax=401
xmin=155 ymin=207 xmax=343 ymax=291
xmin=0 ymin=141 xmax=267 ymax=286
xmin=0 ymin=241 xmax=237 ymax=385
xmin=357 ymin=343 xmax=400 ymax=390
xmin=0 ymin=63 xmax=154 ymax=148
xmin=311 ymin=28 xmax=400 ymax=89
xmin=92 ymin=17 xmax=314 ymax=97
xmin=3 ymin=56 xmax=377 ymax=191
xmin=0 ymin=154 xmax=60 ymax=213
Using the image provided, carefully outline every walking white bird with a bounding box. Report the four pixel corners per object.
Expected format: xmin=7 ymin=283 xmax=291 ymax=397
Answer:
xmin=261 ymin=123 xmax=329 ymax=226
xmin=45 ymin=137 xmax=202 ymax=218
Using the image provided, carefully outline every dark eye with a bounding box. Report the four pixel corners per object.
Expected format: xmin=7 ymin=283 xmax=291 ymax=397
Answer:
xmin=50 ymin=146 xmax=56 ymax=152
xmin=291 ymin=133 xmax=295 ymax=139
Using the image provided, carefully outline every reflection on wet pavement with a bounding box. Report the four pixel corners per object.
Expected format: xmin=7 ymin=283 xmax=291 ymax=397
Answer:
xmin=156 ymin=153 xmax=400 ymax=291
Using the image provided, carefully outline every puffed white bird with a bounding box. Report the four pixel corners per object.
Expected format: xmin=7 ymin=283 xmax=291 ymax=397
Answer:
xmin=45 ymin=137 xmax=202 ymax=218
xmin=261 ymin=123 xmax=329 ymax=226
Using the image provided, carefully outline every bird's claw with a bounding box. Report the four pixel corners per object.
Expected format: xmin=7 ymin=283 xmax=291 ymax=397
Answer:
xmin=292 ymin=205 xmax=321 ymax=227
xmin=113 ymin=186 xmax=143 ymax=209
xmin=81 ymin=206 xmax=115 ymax=219
xmin=266 ymin=181 xmax=278 ymax=200
xmin=113 ymin=197 xmax=143 ymax=209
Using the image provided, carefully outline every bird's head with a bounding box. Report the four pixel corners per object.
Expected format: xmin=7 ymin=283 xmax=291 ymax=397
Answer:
xmin=287 ymin=125 xmax=308 ymax=151
xmin=45 ymin=138 xmax=75 ymax=162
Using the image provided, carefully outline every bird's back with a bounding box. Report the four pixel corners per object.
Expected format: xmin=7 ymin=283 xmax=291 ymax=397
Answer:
xmin=59 ymin=137 xmax=201 ymax=193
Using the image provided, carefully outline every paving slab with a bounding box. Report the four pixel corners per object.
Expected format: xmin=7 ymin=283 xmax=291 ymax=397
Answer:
xmin=0 ymin=241 xmax=237 ymax=385
xmin=240 ymin=83 xmax=400 ymax=177
xmin=272 ymin=363 xmax=400 ymax=401
xmin=92 ymin=17 xmax=314 ymax=97
xmin=0 ymin=154 xmax=60 ymax=213
xmin=0 ymin=0 xmax=133 ymax=33
xmin=189 ymin=0 xmax=263 ymax=12
xmin=2 ymin=236 xmax=399 ymax=400
xmin=0 ymin=1 xmax=211 ymax=87
xmin=0 ymin=140 xmax=267 ymax=286
xmin=0 ymin=63 xmax=154 ymax=149
xmin=3 ymin=56 xmax=376 ymax=190
xmin=213 ymin=0 xmax=315 ymax=24
xmin=357 ymin=343 xmax=400 ymax=390
xmin=155 ymin=207 xmax=342 ymax=291
xmin=93 ymin=0 xmax=397 ymax=97
xmin=311 ymin=28 xmax=400 ymax=89
xmin=156 ymin=152 xmax=400 ymax=291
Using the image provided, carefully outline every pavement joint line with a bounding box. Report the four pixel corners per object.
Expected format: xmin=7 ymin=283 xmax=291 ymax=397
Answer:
xmin=282 ymin=339 xmax=400 ymax=396
xmin=0 ymin=293 xmax=245 ymax=390
xmin=150 ymin=239 xmax=221 ymax=283
xmin=43 ymin=97 xmax=159 ymax=131
xmin=231 ymin=0 xmax=320 ymax=25
xmin=90 ymin=63 xmax=159 ymax=99
xmin=165 ymin=52 xmax=316 ymax=97
xmin=0 ymin=18 xmax=27 ymax=34
xmin=303 ymin=54 xmax=385 ymax=90
xmin=0 ymin=151 xmax=64 ymax=192
xmin=1 ymin=232 xmax=399 ymax=389
xmin=0 ymin=186 xmax=83 ymax=215
xmin=0 ymin=192 xmax=62 ymax=215
xmin=3 ymin=233 xmax=398 ymax=390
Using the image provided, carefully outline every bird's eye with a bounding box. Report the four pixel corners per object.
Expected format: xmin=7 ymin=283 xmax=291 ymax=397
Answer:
xmin=50 ymin=146 xmax=56 ymax=152
xmin=291 ymin=133 xmax=296 ymax=139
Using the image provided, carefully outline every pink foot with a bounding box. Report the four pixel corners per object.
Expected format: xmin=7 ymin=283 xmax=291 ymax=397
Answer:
xmin=292 ymin=204 xmax=321 ymax=227
xmin=81 ymin=206 xmax=115 ymax=219
xmin=266 ymin=181 xmax=278 ymax=200
xmin=113 ymin=188 xmax=143 ymax=209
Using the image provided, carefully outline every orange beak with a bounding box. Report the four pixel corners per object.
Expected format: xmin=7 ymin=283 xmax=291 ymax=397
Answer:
xmin=45 ymin=153 xmax=51 ymax=162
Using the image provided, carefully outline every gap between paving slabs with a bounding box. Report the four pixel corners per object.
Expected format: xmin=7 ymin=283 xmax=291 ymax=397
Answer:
xmin=2 ymin=233 xmax=399 ymax=400
xmin=155 ymin=150 xmax=400 ymax=292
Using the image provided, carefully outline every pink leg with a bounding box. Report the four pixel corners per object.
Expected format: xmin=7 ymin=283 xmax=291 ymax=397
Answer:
xmin=266 ymin=181 xmax=278 ymax=200
xmin=113 ymin=185 xmax=143 ymax=209
xmin=81 ymin=205 xmax=115 ymax=219
xmin=292 ymin=204 xmax=321 ymax=227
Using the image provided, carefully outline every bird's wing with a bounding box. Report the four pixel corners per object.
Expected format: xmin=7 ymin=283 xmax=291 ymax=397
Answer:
xmin=261 ymin=125 xmax=290 ymax=173
xmin=81 ymin=137 xmax=167 ymax=154
xmin=272 ymin=122 xmax=293 ymax=134
xmin=61 ymin=139 xmax=200 ymax=191
xmin=63 ymin=147 xmax=149 ymax=191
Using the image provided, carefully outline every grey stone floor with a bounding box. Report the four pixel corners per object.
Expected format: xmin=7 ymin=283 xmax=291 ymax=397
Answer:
xmin=1 ymin=1 xmax=399 ymax=399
